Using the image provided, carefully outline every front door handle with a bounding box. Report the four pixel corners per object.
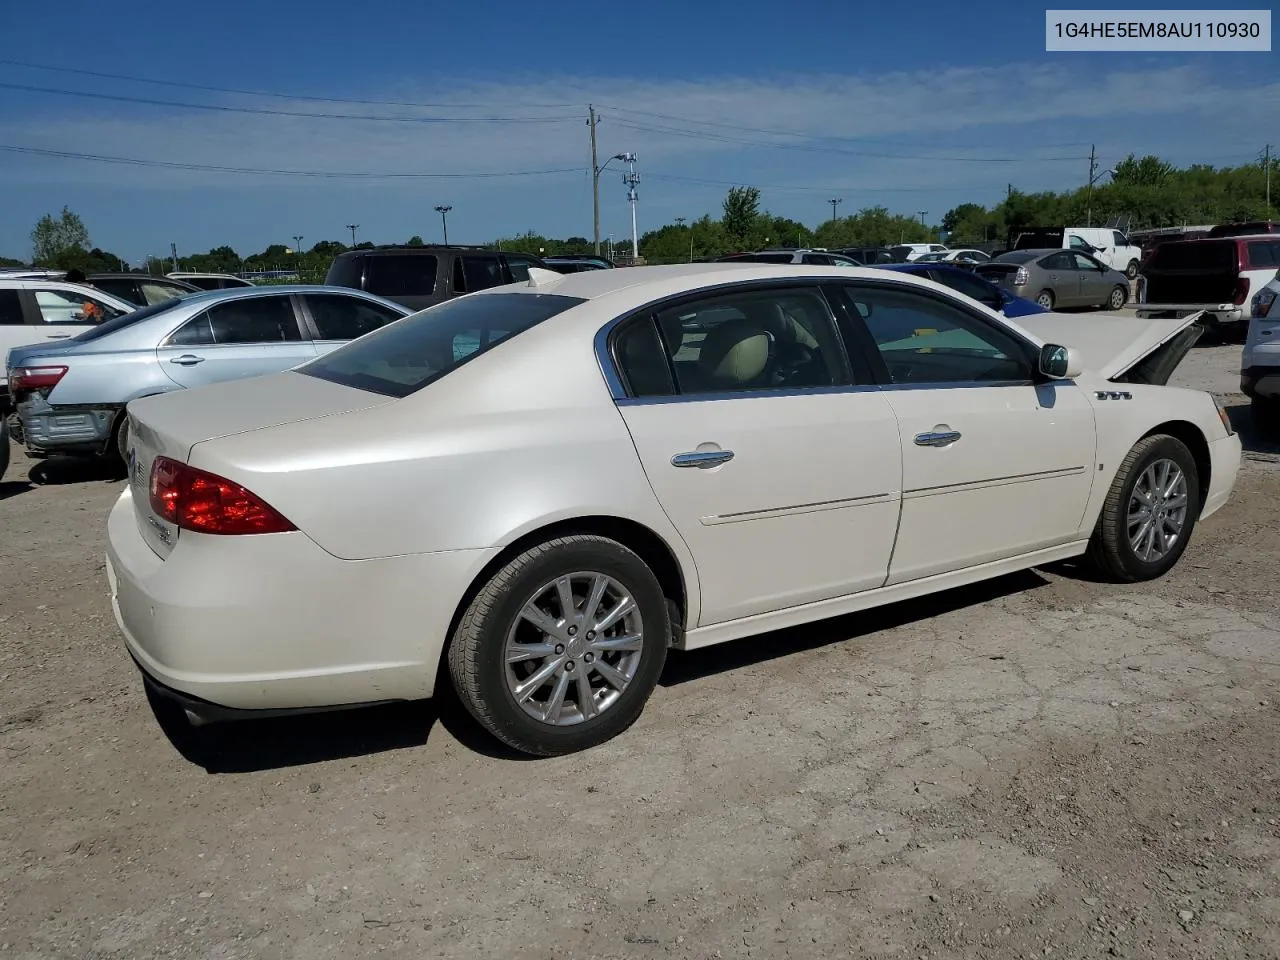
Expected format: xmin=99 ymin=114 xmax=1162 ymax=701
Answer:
xmin=46 ymin=333 xmax=72 ymax=339
xmin=671 ymin=449 xmax=734 ymax=469
xmin=914 ymin=430 xmax=962 ymax=447
xmin=168 ymin=354 xmax=205 ymax=366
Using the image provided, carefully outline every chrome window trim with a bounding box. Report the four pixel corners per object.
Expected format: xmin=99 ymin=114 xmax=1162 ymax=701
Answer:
xmin=593 ymin=275 xmax=1042 ymax=404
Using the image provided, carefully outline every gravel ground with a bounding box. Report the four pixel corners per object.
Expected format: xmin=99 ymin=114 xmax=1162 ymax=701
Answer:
xmin=2 ymin=342 xmax=1278 ymax=960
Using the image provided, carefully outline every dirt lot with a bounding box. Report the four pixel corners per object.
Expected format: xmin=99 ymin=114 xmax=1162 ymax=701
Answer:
xmin=2 ymin=343 xmax=1279 ymax=960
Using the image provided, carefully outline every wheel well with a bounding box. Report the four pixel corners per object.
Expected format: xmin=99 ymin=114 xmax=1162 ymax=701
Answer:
xmin=437 ymin=517 xmax=690 ymax=686
xmin=1144 ymin=420 xmax=1211 ymax=509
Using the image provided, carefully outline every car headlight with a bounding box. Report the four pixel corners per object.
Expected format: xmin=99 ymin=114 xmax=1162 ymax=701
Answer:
xmin=1251 ymin=288 xmax=1277 ymax=319
xmin=1214 ymin=395 xmax=1235 ymax=436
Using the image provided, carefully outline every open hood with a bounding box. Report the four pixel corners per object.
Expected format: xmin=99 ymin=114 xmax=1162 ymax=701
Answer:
xmin=1013 ymin=310 xmax=1204 ymax=384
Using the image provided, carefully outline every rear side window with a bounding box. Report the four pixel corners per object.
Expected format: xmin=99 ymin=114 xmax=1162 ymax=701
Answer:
xmin=139 ymin=281 xmax=188 ymax=306
xmin=365 ymin=256 xmax=438 ymax=297
xmin=298 ymin=292 xmax=584 ymax=398
xmin=326 ymin=255 xmax=366 ymax=290
xmin=1147 ymin=241 xmax=1237 ymax=271
xmin=452 ymin=255 xmax=506 ymax=293
xmin=1246 ymin=241 xmax=1280 ymax=269
xmin=183 ymin=276 xmax=223 ymax=291
xmin=304 ymin=293 xmax=404 ymax=340
xmin=0 ymin=289 xmax=23 ymax=325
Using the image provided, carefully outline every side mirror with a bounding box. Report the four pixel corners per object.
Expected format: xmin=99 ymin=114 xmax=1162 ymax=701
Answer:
xmin=1039 ymin=343 xmax=1083 ymax=380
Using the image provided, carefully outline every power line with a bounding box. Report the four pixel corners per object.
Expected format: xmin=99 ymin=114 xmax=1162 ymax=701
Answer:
xmin=0 ymin=59 xmax=581 ymax=110
xmin=0 ymin=143 xmax=588 ymax=180
xmin=610 ymin=118 xmax=1086 ymax=163
xmin=0 ymin=81 xmax=581 ymax=124
xmin=645 ymin=172 xmax=1004 ymax=194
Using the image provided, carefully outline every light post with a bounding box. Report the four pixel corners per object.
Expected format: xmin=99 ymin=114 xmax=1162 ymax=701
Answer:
xmin=346 ymin=223 xmax=359 ymax=247
xmin=434 ymin=205 xmax=453 ymax=246
xmin=675 ymin=216 xmax=691 ymax=262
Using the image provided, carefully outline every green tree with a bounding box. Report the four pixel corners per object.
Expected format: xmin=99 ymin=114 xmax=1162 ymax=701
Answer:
xmin=31 ymin=206 xmax=90 ymax=266
xmin=721 ymin=186 xmax=761 ymax=248
xmin=941 ymin=203 xmax=986 ymax=235
xmin=1111 ymin=154 xmax=1174 ymax=187
xmin=406 ymin=235 xmax=425 ymax=247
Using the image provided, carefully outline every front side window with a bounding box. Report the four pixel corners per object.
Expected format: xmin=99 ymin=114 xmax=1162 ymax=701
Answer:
xmin=643 ymin=286 xmax=850 ymax=395
xmin=1112 ymin=231 xmax=1129 ymax=247
xmin=298 ymin=292 xmax=584 ymax=398
xmin=1073 ymin=253 xmax=1102 ymax=271
xmin=835 ymin=284 xmax=1033 ymax=385
xmin=33 ymin=289 xmax=125 ymax=324
xmin=1068 ymin=234 xmax=1089 ymax=250
xmin=304 ymin=293 xmax=403 ymax=341
xmin=1041 ymin=252 xmax=1074 ymax=271
xmin=87 ymin=278 xmax=139 ymax=304
xmin=167 ymin=296 xmax=300 ymax=346
xmin=139 ymin=281 xmax=189 ymax=306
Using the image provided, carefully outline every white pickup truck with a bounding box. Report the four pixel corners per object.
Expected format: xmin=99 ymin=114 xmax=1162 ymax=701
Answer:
xmin=1136 ymin=235 xmax=1280 ymax=341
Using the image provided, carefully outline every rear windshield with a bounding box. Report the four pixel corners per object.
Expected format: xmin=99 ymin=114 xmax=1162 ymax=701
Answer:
xmin=70 ymin=299 xmax=184 ymax=343
xmin=297 ymin=292 xmax=585 ymax=398
xmin=1146 ymin=240 xmax=1237 ymax=271
xmin=991 ymin=251 xmax=1039 ymax=264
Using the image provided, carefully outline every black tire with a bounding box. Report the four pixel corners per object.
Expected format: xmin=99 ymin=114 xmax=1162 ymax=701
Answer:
xmin=1086 ymin=434 xmax=1200 ymax=583
xmin=1108 ymin=285 xmax=1128 ymax=310
xmin=1252 ymin=396 xmax=1280 ymax=434
xmin=447 ymin=535 xmax=670 ymax=756
xmin=0 ymin=416 xmax=10 ymax=480
xmin=1035 ymin=289 xmax=1055 ymax=310
xmin=115 ymin=412 xmax=131 ymax=464
xmin=1125 ymin=259 xmax=1139 ymax=280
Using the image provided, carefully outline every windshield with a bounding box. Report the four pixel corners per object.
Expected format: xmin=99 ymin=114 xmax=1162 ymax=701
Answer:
xmin=70 ymin=298 xmax=187 ymax=343
xmin=298 ymin=292 xmax=585 ymax=398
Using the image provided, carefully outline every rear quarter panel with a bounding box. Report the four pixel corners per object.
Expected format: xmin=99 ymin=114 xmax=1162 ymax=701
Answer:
xmin=1078 ymin=381 xmax=1232 ymax=533
xmin=47 ymin=349 xmax=177 ymax=406
xmin=187 ymin=319 xmax=701 ymax=617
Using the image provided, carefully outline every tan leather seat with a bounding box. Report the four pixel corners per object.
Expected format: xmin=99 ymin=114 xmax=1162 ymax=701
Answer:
xmin=697 ymin=317 xmax=772 ymax=389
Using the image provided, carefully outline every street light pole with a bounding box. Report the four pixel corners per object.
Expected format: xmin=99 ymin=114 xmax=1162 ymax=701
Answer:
xmin=346 ymin=224 xmax=359 ymax=247
xmin=292 ymin=235 xmax=304 ymax=255
xmin=434 ymin=205 xmax=453 ymax=246
xmin=620 ymin=153 xmax=640 ymax=260
xmin=828 ymin=197 xmax=843 ymax=221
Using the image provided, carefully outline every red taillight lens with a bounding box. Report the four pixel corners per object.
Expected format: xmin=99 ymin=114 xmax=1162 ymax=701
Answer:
xmin=148 ymin=456 xmax=295 ymax=535
xmin=8 ymin=365 xmax=68 ymax=392
xmin=1233 ymin=277 xmax=1251 ymax=306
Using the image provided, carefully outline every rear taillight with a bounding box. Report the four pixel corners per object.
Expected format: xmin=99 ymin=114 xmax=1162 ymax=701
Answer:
xmin=148 ymin=456 xmax=296 ymax=535
xmin=8 ymin=365 xmax=68 ymax=393
xmin=1252 ymin=288 xmax=1277 ymax=319
xmin=1232 ymin=277 xmax=1251 ymax=306
xmin=1014 ymin=267 xmax=1029 ymax=286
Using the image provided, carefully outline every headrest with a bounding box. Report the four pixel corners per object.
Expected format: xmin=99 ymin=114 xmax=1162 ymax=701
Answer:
xmin=697 ymin=317 xmax=771 ymax=387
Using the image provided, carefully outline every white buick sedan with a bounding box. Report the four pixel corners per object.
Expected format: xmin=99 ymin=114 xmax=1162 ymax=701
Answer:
xmin=107 ymin=264 xmax=1241 ymax=755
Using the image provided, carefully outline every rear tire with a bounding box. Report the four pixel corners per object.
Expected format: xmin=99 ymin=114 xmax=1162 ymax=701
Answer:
xmin=1125 ymin=259 xmax=1139 ymax=280
xmin=1035 ymin=289 xmax=1055 ymax=310
xmin=1108 ymin=285 xmax=1128 ymax=310
xmin=1085 ymin=434 xmax=1200 ymax=583
xmin=447 ymin=535 xmax=670 ymax=756
xmin=1252 ymin=396 xmax=1280 ymax=434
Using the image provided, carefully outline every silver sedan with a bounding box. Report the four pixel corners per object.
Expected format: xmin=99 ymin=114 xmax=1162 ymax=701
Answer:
xmin=977 ymin=249 xmax=1131 ymax=311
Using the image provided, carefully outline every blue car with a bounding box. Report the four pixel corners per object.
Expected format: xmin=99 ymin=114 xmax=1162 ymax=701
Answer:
xmin=6 ymin=285 xmax=410 ymax=461
xmin=878 ymin=262 xmax=1047 ymax=319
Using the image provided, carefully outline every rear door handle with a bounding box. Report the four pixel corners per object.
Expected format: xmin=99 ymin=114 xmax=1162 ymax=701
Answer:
xmin=168 ymin=355 xmax=205 ymax=366
xmin=671 ymin=450 xmax=734 ymax=468
xmin=46 ymin=333 xmax=72 ymax=339
xmin=914 ymin=430 xmax=961 ymax=447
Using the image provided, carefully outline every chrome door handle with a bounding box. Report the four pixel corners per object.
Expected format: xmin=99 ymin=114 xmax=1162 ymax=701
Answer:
xmin=914 ymin=430 xmax=961 ymax=447
xmin=671 ymin=449 xmax=734 ymax=468
xmin=46 ymin=333 xmax=72 ymax=339
xmin=168 ymin=355 xmax=205 ymax=366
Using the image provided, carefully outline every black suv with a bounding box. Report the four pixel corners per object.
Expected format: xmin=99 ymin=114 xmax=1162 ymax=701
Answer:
xmin=325 ymin=246 xmax=547 ymax=311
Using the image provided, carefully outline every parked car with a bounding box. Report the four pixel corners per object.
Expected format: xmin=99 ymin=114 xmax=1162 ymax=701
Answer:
xmin=887 ymin=243 xmax=949 ymax=262
xmin=6 ymin=285 xmax=408 ymax=462
xmin=717 ymin=249 xmax=862 ymax=266
xmin=1010 ymin=228 xmax=1144 ymax=279
xmin=977 ymin=250 xmax=1131 ymax=311
xmin=326 ymin=245 xmax=546 ymax=311
xmin=838 ymin=247 xmax=895 ymax=265
xmin=84 ymin=273 xmax=200 ymax=307
xmin=1242 ymin=270 xmax=1280 ymax=431
xmin=879 ymin=262 xmax=1047 ymax=318
xmin=106 ymin=263 xmax=1239 ymax=756
xmin=165 ymin=272 xmax=256 ymax=290
xmin=1137 ymin=236 xmax=1280 ymax=340
xmin=542 ymin=257 xmax=612 ymax=274
xmin=912 ymin=249 xmax=992 ymax=264
xmin=1206 ymin=221 xmax=1279 ymax=239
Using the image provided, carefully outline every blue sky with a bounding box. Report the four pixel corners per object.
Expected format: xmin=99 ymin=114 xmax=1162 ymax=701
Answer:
xmin=1 ymin=0 xmax=1276 ymax=263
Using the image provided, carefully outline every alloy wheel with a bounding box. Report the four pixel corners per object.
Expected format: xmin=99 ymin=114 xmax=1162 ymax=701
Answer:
xmin=1126 ymin=458 xmax=1189 ymax=563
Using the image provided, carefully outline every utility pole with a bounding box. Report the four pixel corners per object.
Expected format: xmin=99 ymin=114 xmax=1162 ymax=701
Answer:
xmin=292 ymin=235 xmax=304 ymax=255
xmin=621 ymin=154 xmax=640 ymax=260
xmin=589 ymin=105 xmax=601 ymax=256
xmin=434 ymin=205 xmax=452 ymax=245
xmin=169 ymin=242 xmax=178 ymax=272
xmin=1265 ymin=143 xmax=1273 ymax=212
xmin=675 ymin=216 xmax=692 ymax=262
xmin=828 ymin=197 xmax=843 ymax=222
xmin=1086 ymin=144 xmax=1098 ymax=227
xmin=918 ymin=210 xmax=928 ymax=226
xmin=346 ymin=223 xmax=359 ymax=247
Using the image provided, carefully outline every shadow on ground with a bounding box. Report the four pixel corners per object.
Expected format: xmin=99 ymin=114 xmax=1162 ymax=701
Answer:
xmin=1224 ymin=403 xmax=1280 ymax=458
xmin=28 ymin=456 xmax=124 ymax=486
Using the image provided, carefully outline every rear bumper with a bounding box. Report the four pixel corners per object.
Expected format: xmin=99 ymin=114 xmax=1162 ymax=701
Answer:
xmin=105 ymin=486 xmax=496 ymax=715
xmin=1135 ymin=304 xmax=1244 ymax=326
xmin=16 ymin=395 xmax=117 ymax=456
xmin=1201 ymin=432 xmax=1243 ymax=522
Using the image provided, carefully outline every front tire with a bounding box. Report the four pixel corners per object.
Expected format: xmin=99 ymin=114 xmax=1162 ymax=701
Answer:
xmin=1036 ymin=289 xmax=1055 ymax=310
xmin=1086 ymin=434 xmax=1200 ymax=582
xmin=447 ymin=535 xmax=670 ymax=756
xmin=1108 ymin=285 xmax=1128 ymax=310
xmin=1125 ymin=259 xmax=1139 ymax=280
xmin=1252 ymin=395 xmax=1280 ymax=434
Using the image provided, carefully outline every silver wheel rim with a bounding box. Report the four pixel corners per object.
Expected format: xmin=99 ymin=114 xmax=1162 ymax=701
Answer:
xmin=1037 ymin=293 xmax=1052 ymax=308
xmin=504 ymin=572 xmax=645 ymax=726
xmin=1126 ymin=458 xmax=1189 ymax=563
xmin=1111 ymin=288 xmax=1125 ymax=309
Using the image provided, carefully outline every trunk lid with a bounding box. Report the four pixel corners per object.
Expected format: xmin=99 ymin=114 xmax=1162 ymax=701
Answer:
xmin=1014 ymin=311 xmax=1204 ymax=383
xmin=124 ymin=371 xmax=394 ymax=558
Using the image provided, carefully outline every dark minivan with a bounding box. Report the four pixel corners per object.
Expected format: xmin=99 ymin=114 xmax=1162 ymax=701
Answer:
xmin=326 ymin=246 xmax=547 ymax=311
